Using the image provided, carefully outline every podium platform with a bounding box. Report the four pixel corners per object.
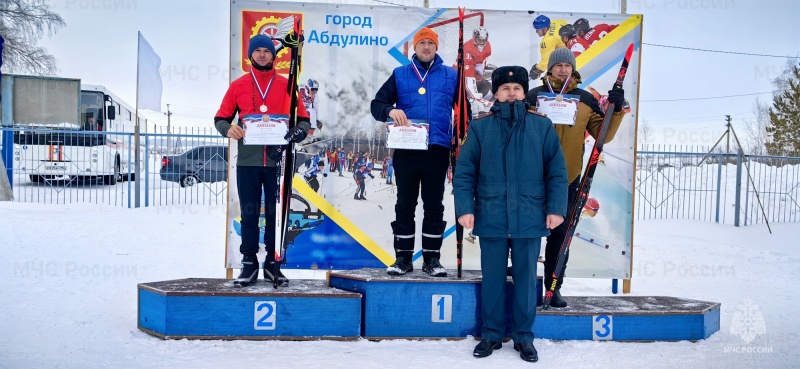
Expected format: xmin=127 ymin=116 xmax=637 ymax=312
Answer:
xmin=138 ymin=278 xmax=361 ymax=340
xmin=328 ymin=269 xmax=720 ymax=341
xmin=536 ymin=296 xmax=720 ymax=341
xmin=328 ymin=269 xmax=543 ymax=339
xmin=137 ymin=272 xmax=720 ymax=342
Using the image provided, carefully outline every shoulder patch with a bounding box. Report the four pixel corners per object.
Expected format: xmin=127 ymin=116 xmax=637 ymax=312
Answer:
xmin=474 ymin=111 xmax=495 ymax=120
xmin=527 ymin=108 xmax=546 ymax=117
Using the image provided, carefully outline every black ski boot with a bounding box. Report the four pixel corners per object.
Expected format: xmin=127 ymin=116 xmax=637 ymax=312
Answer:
xmin=233 ymin=254 xmax=259 ymax=287
xmin=421 ymin=220 xmax=447 ymax=277
xmin=387 ymin=256 xmax=413 ymax=275
xmin=264 ymin=261 xmax=289 ymax=287
xmin=422 ymin=257 xmax=447 ymax=277
xmin=549 ymin=289 xmax=568 ymax=308
xmin=388 ymin=222 xmax=415 ymax=276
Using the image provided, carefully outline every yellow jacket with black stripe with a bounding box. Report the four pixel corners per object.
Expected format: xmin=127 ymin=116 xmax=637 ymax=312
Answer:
xmin=526 ymin=72 xmax=626 ymax=183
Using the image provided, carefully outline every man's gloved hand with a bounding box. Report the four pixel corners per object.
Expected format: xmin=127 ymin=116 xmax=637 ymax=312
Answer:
xmin=529 ymin=66 xmax=544 ymax=80
xmin=369 ymin=173 xmax=375 ymax=179
xmin=323 ymin=173 xmax=328 ymax=177
xmin=607 ymin=88 xmax=625 ymax=112
xmin=284 ymin=126 xmax=307 ymax=143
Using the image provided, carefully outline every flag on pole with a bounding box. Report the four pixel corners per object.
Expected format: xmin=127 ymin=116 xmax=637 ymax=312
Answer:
xmin=1 ymin=36 xmax=5 ymax=72
xmin=136 ymin=32 xmax=162 ymax=112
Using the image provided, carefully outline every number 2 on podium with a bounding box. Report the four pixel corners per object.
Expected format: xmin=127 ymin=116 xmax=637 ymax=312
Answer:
xmin=432 ymin=295 xmax=452 ymax=323
xmin=254 ymin=301 xmax=277 ymax=330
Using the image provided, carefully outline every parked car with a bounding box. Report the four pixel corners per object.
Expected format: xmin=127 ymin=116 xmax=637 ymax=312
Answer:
xmin=160 ymin=145 xmax=229 ymax=187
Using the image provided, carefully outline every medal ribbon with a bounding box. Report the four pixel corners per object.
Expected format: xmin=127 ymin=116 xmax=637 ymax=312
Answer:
xmin=545 ymin=75 xmax=572 ymax=95
xmin=412 ymin=59 xmax=431 ymax=88
xmin=251 ymin=72 xmax=276 ymax=110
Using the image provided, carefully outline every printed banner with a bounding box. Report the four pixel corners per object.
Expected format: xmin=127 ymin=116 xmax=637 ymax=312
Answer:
xmin=226 ymin=1 xmax=642 ymax=280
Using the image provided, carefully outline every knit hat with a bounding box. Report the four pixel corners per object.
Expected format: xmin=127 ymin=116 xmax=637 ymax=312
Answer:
xmin=248 ymin=34 xmax=276 ymax=59
xmin=491 ymin=66 xmax=529 ymax=94
xmin=412 ymin=27 xmax=439 ymax=49
xmin=547 ymin=47 xmax=576 ymax=73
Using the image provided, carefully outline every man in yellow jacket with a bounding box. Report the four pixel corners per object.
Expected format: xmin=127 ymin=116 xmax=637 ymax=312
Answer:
xmin=526 ymin=47 xmax=627 ymax=307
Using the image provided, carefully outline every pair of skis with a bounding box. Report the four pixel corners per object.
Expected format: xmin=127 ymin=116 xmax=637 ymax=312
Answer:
xmin=452 ymin=8 xmax=470 ymax=279
xmin=541 ymin=43 xmax=634 ymax=309
xmin=273 ymin=19 xmax=304 ymax=289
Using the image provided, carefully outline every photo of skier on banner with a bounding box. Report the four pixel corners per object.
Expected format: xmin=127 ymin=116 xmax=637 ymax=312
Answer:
xmin=298 ymin=79 xmax=323 ymax=142
xmin=214 ymin=34 xmax=310 ymax=288
xmin=303 ymin=160 xmax=327 ymax=192
xmin=352 ymin=162 xmax=372 ymax=200
xmin=525 ymin=47 xmax=627 ymax=307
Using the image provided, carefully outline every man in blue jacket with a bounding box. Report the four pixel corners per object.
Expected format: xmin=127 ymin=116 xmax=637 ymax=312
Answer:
xmin=454 ymin=66 xmax=567 ymax=363
xmin=370 ymin=27 xmax=460 ymax=277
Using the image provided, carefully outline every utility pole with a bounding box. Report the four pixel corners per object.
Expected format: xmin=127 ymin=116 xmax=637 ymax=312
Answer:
xmin=725 ymin=115 xmax=732 ymax=154
xmin=165 ymin=104 xmax=173 ymax=154
xmin=621 ymin=0 xmax=627 ymax=14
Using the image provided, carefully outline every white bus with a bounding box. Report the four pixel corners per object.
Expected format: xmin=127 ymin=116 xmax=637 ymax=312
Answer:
xmin=12 ymin=83 xmax=147 ymax=185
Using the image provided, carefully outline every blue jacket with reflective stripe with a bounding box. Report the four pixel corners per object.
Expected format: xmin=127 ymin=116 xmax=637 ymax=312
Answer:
xmin=393 ymin=55 xmax=457 ymax=148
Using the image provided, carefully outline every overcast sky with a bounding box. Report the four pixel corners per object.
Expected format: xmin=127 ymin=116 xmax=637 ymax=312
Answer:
xmin=32 ymin=0 xmax=800 ymax=146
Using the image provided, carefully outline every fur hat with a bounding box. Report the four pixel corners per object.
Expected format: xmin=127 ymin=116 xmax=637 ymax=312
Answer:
xmin=248 ymin=35 xmax=276 ymax=59
xmin=547 ymin=47 xmax=576 ymax=73
xmin=491 ymin=66 xmax=529 ymax=94
xmin=412 ymin=27 xmax=439 ymax=49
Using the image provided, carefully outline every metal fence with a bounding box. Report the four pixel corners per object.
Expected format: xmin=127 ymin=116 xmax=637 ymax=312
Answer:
xmin=1 ymin=127 xmax=229 ymax=208
xmin=636 ymin=145 xmax=800 ymax=226
xmin=3 ymin=130 xmax=800 ymax=226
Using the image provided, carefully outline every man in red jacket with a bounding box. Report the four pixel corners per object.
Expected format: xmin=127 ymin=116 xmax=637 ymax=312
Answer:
xmin=214 ymin=34 xmax=311 ymax=287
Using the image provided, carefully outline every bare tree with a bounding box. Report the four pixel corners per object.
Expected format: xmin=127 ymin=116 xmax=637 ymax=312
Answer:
xmin=0 ymin=0 xmax=64 ymax=75
xmin=638 ymin=117 xmax=653 ymax=148
xmin=742 ymin=98 xmax=771 ymax=155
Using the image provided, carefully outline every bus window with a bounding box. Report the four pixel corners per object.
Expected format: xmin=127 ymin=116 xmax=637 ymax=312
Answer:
xmin=80 ymin=91 xmax=105 ymax=131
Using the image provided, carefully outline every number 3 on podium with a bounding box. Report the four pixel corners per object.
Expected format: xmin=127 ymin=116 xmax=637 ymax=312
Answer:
xmin=592 ymin=315 xmax=613 ymax=340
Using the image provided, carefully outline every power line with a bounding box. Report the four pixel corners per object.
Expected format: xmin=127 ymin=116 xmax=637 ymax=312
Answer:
xmin=371 ymin=0 xmax=405 ymax=6
xmin=647 ymin=116 xmax=755 ymax=125
xmin=168 ymin=103 xmax=217 ymax=112
xmin=646 ymin=112 xmax=751 ymax=123
xmin=644 ymin=43 xmax=799 ymax=59
xmin=649 ymin=117 xmax=756 ymax=126
xmin=641 ymin=91 xmax=772 ymax=103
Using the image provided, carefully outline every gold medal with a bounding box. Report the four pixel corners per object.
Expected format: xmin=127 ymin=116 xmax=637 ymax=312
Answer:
xmin=418 ymin=87 xmax=426 ymax=95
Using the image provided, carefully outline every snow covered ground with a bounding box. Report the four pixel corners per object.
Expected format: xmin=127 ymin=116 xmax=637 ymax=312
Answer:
xmin=1 ymin=202 xmax=798 ymax=368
